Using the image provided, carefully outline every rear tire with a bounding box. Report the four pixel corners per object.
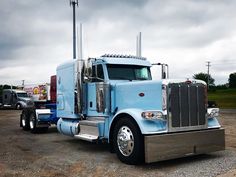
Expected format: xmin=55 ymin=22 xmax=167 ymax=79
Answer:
xmin=29 ymin=111 xmax=38 ymax=133
xmin=113 ymin=118 xmax=144 ymax=165
xmin=29 ymin=111 xmax=49 ymax=133
xmin=21 ymin=109 xmax=30 ymax=131
xmin=16 ymin=104 xmax=22 ymax=110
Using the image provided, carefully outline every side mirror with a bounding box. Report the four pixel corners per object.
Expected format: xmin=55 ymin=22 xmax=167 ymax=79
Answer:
xmin=151 ymin=63 xmax=169 ymax=79
xmin=83 ymin=60 xmax=92 ymax=82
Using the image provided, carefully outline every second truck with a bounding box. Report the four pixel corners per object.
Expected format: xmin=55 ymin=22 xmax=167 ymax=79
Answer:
xmin=20 ymin=76 xmax=58 ymax=133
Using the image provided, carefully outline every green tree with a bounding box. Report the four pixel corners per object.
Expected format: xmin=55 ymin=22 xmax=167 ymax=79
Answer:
xmin=193 ymin=72 xmax=215 ymax=86
xmin=229 ymin=72 xmax=236 ymax=88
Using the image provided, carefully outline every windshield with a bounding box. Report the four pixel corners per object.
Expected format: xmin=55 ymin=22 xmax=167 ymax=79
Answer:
xmin=17 ymin=93 xmax=28 ymax=98
xmin=107 ymin=64 xmax=152 ymax=81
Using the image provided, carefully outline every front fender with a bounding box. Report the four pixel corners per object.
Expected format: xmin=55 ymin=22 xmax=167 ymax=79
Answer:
xmin=110 ymin=108 xmax=167 ymax=135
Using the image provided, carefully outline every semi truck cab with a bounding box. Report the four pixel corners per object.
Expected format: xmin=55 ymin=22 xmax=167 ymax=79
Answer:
xmin=55 ymin=54 xmax=225 ymax=164
xmin=1 ymin=89 xmax=33 ymax=109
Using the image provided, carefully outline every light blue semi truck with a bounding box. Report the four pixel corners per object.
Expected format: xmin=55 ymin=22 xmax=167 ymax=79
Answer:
xmin=21 ymin=54 xmax=225 ymax=164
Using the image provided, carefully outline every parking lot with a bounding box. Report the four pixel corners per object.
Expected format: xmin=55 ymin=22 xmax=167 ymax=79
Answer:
xmin=0 ymin=110 xmax=236 ymax=177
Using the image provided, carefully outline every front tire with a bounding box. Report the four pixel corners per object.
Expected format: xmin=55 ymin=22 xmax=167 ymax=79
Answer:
xmin=16 ymin=104 xmax=22 ymax=110
xmin=113 ymin=118 xmax=144 ymax=165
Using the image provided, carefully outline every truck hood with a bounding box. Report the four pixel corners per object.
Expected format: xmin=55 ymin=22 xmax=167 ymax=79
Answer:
xmin=113 ymin=80 xmax=163 ymax=111
xmin=18 ymin=97 xmax=32 ymax=102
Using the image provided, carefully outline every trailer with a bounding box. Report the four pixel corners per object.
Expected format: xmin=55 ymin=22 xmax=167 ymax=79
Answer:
xmin=20 ymin=54 xmax=225 ymax=164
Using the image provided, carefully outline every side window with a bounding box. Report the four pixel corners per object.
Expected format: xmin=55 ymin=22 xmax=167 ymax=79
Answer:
xmin=92 ymin=64 xmax=104 ymax=82
xmin=97 ymin=65 xmax=104 ymax=79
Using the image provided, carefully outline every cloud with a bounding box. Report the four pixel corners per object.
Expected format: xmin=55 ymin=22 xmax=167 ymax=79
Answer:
xmin=0 ymin=0 xmax=235 ymax=85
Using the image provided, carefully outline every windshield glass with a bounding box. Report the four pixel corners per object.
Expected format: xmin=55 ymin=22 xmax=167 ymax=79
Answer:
xmin=17 ymin=93 xmax=28 ymax=98
xmin=107 ymin=64 xmax=152 ymax=80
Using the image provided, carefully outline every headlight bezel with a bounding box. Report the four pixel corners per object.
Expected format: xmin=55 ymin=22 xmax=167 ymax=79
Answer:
xmin=162 ymin=84 xmax=167 ymax=111
xmin=207 ymin=108 xmax=219 ymax=119
xmin=141 ymin=110 xmax=166 ymax=120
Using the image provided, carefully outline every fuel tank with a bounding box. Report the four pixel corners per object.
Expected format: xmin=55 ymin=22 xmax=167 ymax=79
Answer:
xmin=57 ymin=118 xmax=79 ymax=136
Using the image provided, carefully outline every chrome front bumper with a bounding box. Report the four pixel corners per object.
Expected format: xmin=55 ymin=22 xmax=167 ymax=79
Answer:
xmin=144 ymin=128 xmax=225 ymax=163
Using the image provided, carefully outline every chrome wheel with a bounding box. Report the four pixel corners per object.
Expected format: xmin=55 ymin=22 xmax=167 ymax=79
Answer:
xmin=30 ymin=114 xmax=35 ymax=130
xmin=21 ymin=110 xmax=30 ymax=131
xmin=16 ymin=104 xmax=21 ymax=110
xmin=117 ymin=126 xmax=134 ymax=156
xmin=22 ymin=115 xmax=26 ymax=127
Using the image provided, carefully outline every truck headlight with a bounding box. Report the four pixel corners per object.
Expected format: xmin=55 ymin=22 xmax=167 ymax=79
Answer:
xmin=141 ymin=111 xmax=165 ymax=120
xmin=207 ymin=108 xmax=219 ymax=119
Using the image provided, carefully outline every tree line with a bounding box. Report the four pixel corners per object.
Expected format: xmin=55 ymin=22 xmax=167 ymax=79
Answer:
xmin=193 ymin=72 xmax=236 ymax=88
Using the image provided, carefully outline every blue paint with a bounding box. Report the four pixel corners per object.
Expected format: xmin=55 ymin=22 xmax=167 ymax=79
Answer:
xmin=46 ymin=103 xmax=58 ymax=123
xmin=55 ymin=56 xmax=222 ymax=141
xmin=56 ymin=60 xmax=79 ymax=119
xmin=37 ymin=103 xmax=58 ymax=124
xmin=114 ymin=81 xmax=162 ymax=111
xmin=111 ymin=109 xmax=167 ymax=135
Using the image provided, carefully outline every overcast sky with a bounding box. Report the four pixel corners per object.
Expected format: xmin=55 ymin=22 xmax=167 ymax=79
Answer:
xmin=0 ymin=0 xmax=236 ymax=85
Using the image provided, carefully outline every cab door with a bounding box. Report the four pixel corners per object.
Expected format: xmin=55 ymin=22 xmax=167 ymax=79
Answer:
xmin=86 ymin=64 xmax=110 ymax=117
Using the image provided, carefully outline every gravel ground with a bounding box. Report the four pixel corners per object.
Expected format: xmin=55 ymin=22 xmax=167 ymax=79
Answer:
xmin=0 ymin=110 xmax=236 ymax=177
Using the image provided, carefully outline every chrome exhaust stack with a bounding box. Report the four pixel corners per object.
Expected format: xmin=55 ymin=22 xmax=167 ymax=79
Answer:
xmin=76 ymin=23 xmax=84 ymax=114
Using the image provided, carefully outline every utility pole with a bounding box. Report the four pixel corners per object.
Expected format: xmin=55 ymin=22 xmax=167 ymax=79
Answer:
xmin=206 ymin=61 xmax=211 ymax=89
xmin=70 ymin=0 xmax=78 ymax=59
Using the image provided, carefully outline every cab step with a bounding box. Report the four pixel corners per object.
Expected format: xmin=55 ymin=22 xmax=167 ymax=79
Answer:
xmin=74 ymin=119 xmax=105 ymax=142
xmin=74 ymin=134 xmax=98 ymax=142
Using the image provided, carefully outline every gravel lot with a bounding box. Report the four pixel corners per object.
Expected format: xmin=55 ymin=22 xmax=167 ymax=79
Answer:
xmin=0 ymin=110 xmax=236 ymax=177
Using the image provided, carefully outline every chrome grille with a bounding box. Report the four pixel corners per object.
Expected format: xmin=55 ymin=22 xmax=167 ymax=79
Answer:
xmin=168 ymin=83 xmax=207 ymax=132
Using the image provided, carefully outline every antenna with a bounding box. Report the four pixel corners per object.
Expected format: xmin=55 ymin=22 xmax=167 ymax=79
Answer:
xmin=70 ymin=0 xmax=79 ymax=59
